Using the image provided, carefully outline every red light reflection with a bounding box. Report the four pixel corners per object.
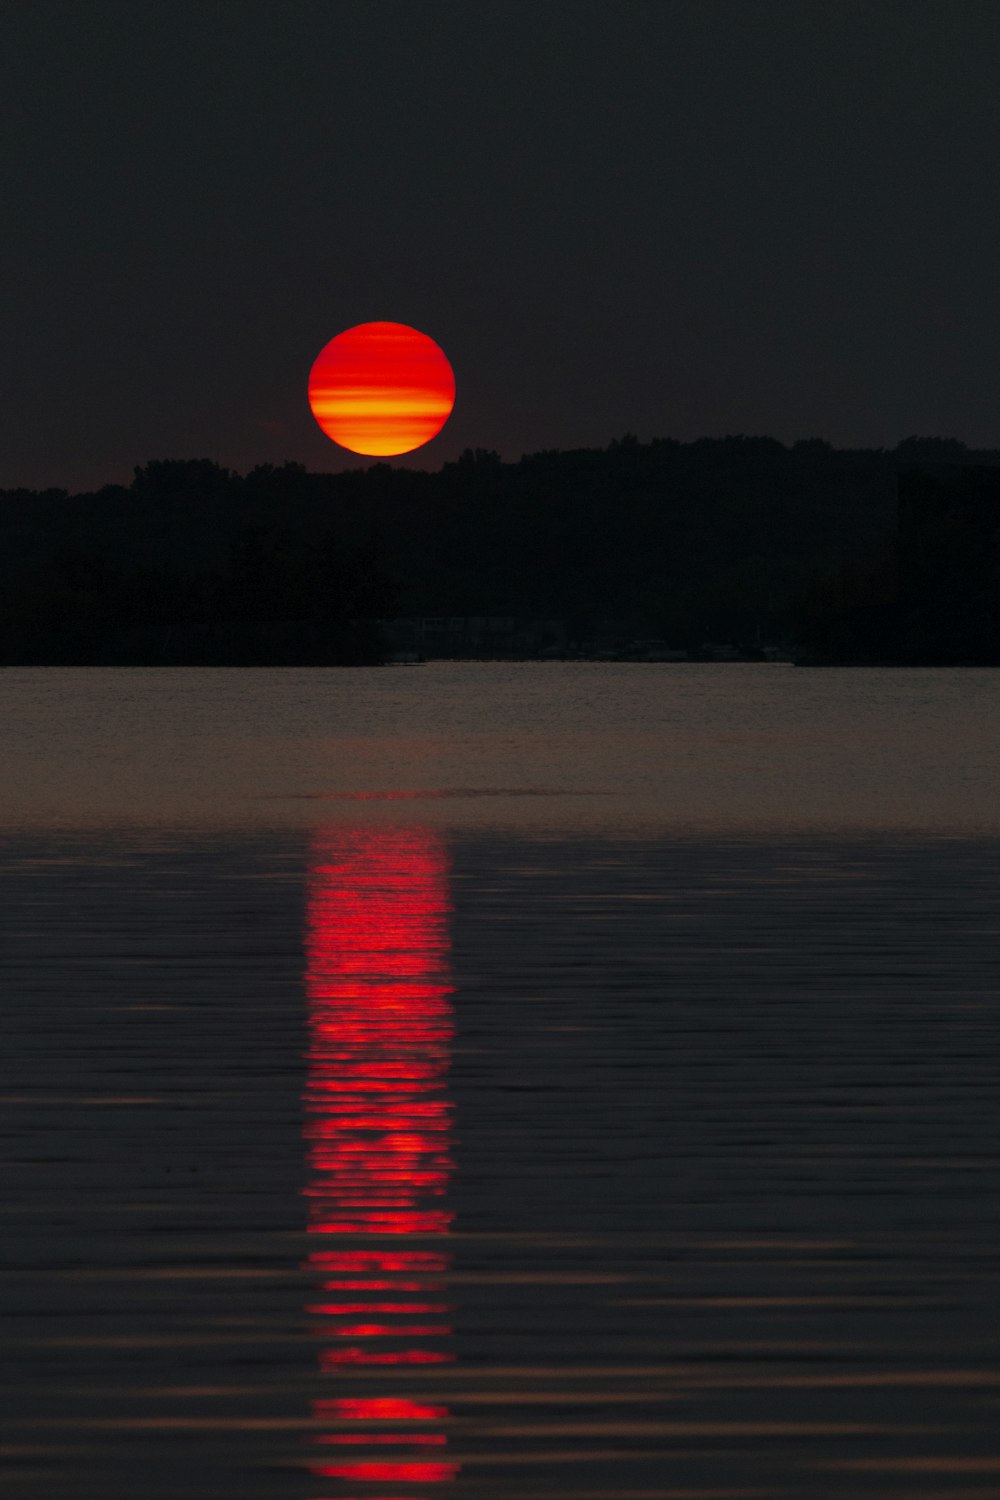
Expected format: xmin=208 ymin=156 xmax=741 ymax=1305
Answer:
xmin=310 ymin=1464 xmax=459 ymax=1483
xmin=304 ymin=827 xmax=457 ymax=1496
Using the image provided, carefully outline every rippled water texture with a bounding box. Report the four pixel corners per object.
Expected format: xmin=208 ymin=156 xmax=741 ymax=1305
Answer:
xmin=2 ymin=662 xmax=1000 ymax=833
xmin=2 ymin=666 xmax=1000 ymax=1498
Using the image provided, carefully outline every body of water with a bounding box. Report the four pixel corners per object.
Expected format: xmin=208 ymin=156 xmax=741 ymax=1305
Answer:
xmin=3 ymin=665 xmax=1000 ymax=1498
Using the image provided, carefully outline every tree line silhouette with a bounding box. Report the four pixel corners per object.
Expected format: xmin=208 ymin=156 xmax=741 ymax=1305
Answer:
xmin=0 ymin=435 xmax=994 ymax=664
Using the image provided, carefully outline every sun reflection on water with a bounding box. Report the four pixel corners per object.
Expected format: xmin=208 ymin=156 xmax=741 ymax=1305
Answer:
xmin=303 ymin=826 xmax=458 ymax=1496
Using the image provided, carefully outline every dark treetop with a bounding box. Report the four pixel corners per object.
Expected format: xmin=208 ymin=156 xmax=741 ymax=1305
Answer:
xmin=2 ymin=435 xmax=997 ymax=665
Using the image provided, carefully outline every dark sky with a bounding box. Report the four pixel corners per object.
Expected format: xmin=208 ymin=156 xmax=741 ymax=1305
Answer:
xmin=4 ymin=0 xmax=1000 ymax=490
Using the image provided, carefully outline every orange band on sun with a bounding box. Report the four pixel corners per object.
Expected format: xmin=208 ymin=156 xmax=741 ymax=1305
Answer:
xmin=308 ymin=322 xmax=455 ymax=456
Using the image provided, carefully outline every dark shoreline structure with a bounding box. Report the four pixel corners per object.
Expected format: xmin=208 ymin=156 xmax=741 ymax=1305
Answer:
xmin=795 ymin=464 xmax=1000 ymax=666
xmin=1 ymin=438 xmax=997 ymax=665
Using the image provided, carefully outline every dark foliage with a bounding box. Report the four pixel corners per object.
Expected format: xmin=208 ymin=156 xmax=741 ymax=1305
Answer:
xmin=0 ymin=437 xmax=996 ymax=664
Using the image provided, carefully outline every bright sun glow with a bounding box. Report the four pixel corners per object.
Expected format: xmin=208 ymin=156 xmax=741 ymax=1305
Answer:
xmin=308 ymin=321 xmax=456 ymax=457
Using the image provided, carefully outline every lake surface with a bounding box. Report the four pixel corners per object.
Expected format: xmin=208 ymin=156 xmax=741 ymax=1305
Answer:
xmin=3 ymin=665 xmax=1000 ymax=1499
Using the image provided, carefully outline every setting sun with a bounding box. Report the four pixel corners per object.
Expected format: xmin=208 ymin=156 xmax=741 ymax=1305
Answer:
xmin=307 ymin=321 xmax=455 ymax=457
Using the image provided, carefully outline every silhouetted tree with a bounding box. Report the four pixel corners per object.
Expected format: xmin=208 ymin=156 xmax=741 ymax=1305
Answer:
xmin=3 ymin=434 xmax=999 ymax=663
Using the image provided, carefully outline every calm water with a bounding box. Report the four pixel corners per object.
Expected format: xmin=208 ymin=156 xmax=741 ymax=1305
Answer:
xmin=3 ymin=665 xmax=1000 ymax=1499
